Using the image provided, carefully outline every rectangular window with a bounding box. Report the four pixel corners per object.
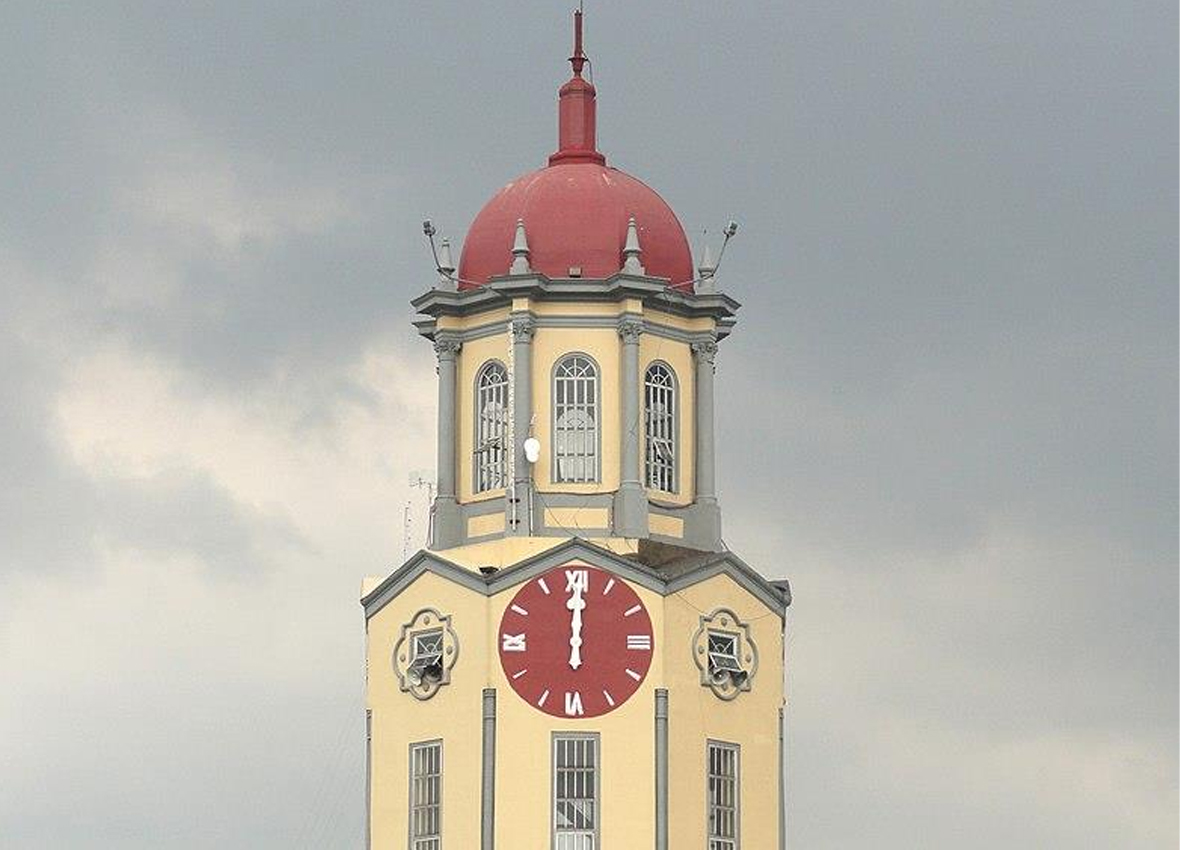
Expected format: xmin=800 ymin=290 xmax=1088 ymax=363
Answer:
xmin=409 ymin=740 xmax=442 ymax=850
xmin=707 ymin=740 xmax=739 ymax=850
xmin=553 ymin=733 xmax=599 ymax=850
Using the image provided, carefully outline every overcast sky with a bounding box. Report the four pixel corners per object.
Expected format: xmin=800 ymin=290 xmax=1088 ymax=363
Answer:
xmin=1 ymin=1 xmax=1175 ymax=847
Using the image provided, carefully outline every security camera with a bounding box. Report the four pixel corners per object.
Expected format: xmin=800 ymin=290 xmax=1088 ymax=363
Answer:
xmin=724 ymin=221 xmax=739 ymax=238
xmin=422 ymin=219 xmax=436 ymax=237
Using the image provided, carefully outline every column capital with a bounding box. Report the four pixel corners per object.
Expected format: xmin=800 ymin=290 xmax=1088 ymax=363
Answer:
xmin=510 ymin=314 xmax=536 ymax=342
xmin=691 ymin=338 xmax=718 ymax=364
xmin=617 ymin=316 xmax=644 ymax=344
xmin=433 ymin=335 xmax=462 ymax=359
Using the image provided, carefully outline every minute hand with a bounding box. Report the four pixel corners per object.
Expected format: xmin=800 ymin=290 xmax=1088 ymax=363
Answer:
xmin=566 ymin=584 xmax=586 ymax=670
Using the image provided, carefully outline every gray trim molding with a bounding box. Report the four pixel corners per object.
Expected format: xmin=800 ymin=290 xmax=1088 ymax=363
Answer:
xmin=412 ymin=272 xmax=741 ymax=339
xmin=654 ymin=689 xmax=669 ymax=850
xmin=779 ymin=705 xmax=786 ymax=850
xmin=364 ymin=709 xmax=372 ymax=850
xmin=481 ymin=688 xmax=496 ymax=850
xmin=361 ymin=538 xmax=790 ymax=621
xmin=416 ymin=312 xmax=723 ymax=348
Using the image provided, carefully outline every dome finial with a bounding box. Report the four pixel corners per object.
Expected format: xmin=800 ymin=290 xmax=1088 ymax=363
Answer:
xmin=570 ymin=7 xmax=587 ymax=77
xmin=622 ymin=216 xmax=645 ymax=275
xmin=549 ymin=8 xmax=605 ymax=166
xmin=509 ymin=219 xmax=532 ymax=275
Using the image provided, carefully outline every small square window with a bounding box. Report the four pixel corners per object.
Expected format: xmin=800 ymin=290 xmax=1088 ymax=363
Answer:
xmin=408 ymin=629 xmax=444 ymax=679
xmin=707 ymin=631 xmax=742 ymax=675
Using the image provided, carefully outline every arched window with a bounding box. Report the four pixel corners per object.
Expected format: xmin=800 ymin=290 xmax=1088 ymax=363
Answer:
xmin=474 ymin=361 xmax=508 ymax=492
xmin=553 ymin=355 xmax=599 ymax=483
xmin=644 ymin=362 xmax=677 ymax=492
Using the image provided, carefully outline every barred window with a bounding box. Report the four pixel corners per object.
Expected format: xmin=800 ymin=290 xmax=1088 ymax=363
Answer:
xmin=707 ymin=741 xmax=740 ymax=850
xmin=554 ymin=734 xmax=598 ymax=850
xmin=475 ymin=361 xmax=508 ymax=492
xmin=644 ymin=362 xmax=677 ymax=492
xmin=553 ymin=355 xmax=599 ymax=483
xmin=410 ymin=740 xmax=442 ymax=850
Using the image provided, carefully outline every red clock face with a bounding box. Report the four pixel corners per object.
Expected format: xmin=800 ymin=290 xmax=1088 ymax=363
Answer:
xmin=498 ymin=562 xmax=654 ymax=718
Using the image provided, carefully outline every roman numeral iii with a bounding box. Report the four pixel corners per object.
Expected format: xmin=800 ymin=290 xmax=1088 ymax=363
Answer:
xmin=626 ymin=634 xmax=651 ymax=650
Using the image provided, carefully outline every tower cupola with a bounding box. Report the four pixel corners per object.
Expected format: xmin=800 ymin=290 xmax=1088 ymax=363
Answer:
xmin=414 ymin=11 xmax=741 ymax=554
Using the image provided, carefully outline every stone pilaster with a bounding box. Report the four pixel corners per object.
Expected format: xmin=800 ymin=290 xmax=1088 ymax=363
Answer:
xmin=432 ymin=335 xmax=463 ymax=549
xmin=613 ymin=316 xmax=649 ymax=538
xmin=690 ymin=337 xmax=722 ymax=550
xmin=509 ymin=314 xmax=535 ymax=535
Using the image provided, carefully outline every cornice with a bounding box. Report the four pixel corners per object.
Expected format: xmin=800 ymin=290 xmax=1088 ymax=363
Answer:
xmin=360 ymin=537 xmax=789 ymax=621
xmin=411 ymin=273 xmax=741 ymax=328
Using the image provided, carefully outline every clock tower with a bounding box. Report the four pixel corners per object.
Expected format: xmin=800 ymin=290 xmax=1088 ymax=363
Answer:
xmin=362 ymin=13 xmax=791 ymax=849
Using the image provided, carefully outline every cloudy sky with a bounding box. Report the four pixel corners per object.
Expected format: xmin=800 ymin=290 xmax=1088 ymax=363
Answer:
xmin=1 ymin=1 xmax=1175 ymax=847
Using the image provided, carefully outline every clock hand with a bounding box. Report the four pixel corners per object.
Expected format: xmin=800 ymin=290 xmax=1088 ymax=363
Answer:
xmin=565 ymin=571 xmax=588 ymax=670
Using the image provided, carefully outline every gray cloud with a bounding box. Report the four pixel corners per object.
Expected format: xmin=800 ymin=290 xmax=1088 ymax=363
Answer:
xmin=0 ymin=0 xmax=1174 ymax=847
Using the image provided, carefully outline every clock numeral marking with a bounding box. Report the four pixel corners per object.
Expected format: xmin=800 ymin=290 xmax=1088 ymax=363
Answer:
xmin=564 ymin=691 xmax=585 ymax=717
xmin=602 ymin=577 xmax=616 ymax=595
xmin=623 ymin=604 xmax=642 ymax=617
xmin=602 ymin=689 xmax=615 ymax=707
xmin=501 ymin=633 xmax=527 ymax=652
xmin=537 ymin=577 xmax=550 ymax=595
xmin=510 ymin=604 xmax=529 ymax=616
xmin=625 ymin=668 xmax=642 ymax=682
xmin=565 ymin=569 xmax=589 ymax=593
xmin=626 ymin=634 xmax=652 ymax=650
xmin=538 ymin=689 xmax=550 ymax=708
xmin=512 ymin=668 xmax=528 ymax=680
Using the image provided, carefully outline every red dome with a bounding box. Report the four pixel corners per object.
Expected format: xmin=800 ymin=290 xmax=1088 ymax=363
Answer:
xmin=457 ymin=163 xmax=694 ymax=289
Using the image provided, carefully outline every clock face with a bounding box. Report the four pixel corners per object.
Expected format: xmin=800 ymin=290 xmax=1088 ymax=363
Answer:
xmin=498 ymin=562 xmax=654 ymax=718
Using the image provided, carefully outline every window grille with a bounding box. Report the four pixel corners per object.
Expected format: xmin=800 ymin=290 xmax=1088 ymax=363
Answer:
xmin=553 ymin=734 xmax=598 ymax=850
xmin=553 ymin=356 xmax=599 ymax=483
xmin=475 ymin=361 xmax=508 ymax=492
xmin=707 ymin=631 xmax=742 ymax=676
xmin=644 ymin=362 xmax=677 ymax=492
xmin=407 ymin=629 xmax=443 ymax=683
xmin=707 ymin=741 xmax=740 ymax=850
xmin=409 ymin=740 xmax=442 ymax=850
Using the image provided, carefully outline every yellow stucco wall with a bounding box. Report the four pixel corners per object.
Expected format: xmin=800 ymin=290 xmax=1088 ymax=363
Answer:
xmin=367 ymin=571 xmax=490 ymax=850
xmin=365 ymin=558 xmax=783 ymax=848
xmin=664 ymin=573 xmax=785 ymax=850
